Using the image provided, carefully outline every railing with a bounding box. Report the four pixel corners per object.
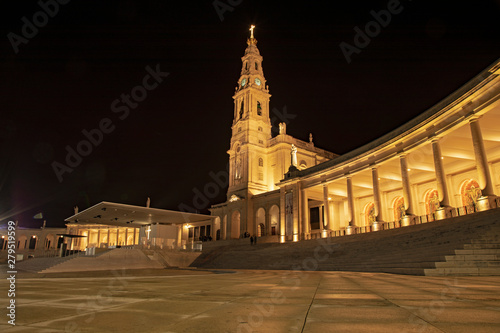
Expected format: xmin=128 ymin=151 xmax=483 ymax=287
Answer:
xmin=325 ymin=202 xmax=500 ymax=240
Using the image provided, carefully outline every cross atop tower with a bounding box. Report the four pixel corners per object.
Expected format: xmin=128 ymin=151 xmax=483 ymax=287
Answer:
xmin=250 ymin=25 xmax=255 ymax=39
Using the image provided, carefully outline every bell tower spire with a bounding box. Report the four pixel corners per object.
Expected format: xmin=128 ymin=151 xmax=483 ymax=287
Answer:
xmin=228 ymin=26 xmax=272 ymax=198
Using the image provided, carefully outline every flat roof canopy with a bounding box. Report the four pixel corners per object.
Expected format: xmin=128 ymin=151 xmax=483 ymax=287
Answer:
xmin=64 ymin=201 xmax=216 ymax=227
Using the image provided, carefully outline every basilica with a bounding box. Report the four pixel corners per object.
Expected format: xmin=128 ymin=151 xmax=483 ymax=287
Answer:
xmin=209 ymin=26 xmax=500 ymax=243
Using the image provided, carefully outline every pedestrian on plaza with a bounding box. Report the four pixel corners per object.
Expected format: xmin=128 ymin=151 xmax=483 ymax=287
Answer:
xmin=250 ymin=236 xmax=254 ymax=245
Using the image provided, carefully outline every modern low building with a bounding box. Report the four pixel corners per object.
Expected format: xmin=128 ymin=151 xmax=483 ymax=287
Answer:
xmin=64 ymin=201 xmax=217 ymax=250
xmin=0 ymin=224 xmax=66 ymax=252
xmin=210 ymin=27 xmax=500 ymax=242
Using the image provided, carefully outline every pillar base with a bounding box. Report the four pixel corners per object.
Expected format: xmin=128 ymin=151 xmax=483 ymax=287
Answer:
xmin=321 ymin=229 xmax=328 ymax=238
xmin=435 ymin=207 xmax=453 ymax=220
xmin=371 ymin=222 xmax=383 ymax=232
xmin=400 ymin=215 xmax=415 ymax=227
xmin=477 ymin=196 xmax=498 ymax=211
xmin=345 ymin=226 xmax=356 ymax=235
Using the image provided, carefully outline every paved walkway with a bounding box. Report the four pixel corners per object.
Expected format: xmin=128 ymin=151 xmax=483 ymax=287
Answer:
xmin=1 ymin=268 xmax=500 ymax=332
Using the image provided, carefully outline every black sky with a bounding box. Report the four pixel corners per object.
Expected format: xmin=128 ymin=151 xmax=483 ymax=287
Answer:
xmin=1 ymin=0 xmax=500 ymax=228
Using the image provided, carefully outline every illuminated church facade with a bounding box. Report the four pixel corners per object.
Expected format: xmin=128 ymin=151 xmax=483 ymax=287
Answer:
xmin=210 ymin=27 xmax=500 ymax=242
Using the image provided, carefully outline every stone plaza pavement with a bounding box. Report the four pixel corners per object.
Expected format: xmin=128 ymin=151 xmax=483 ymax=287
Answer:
xmin=1 ymin=268 xmax=500 ymax=332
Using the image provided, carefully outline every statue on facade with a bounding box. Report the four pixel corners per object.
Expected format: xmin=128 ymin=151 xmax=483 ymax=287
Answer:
xmin=309 ymin=133 xmax=313 ymax=143
xmin=235 ymin=158 xmax=242 ymax=180
xmin=279 ymin=122 xmax=286 ymax=135
xmin=74 ymin=206 xmax=79 ymax=215
xmin=291 ymin=144 xmax=298 ymax=167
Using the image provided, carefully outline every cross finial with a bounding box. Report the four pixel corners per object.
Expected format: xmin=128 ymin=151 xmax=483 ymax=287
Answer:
xmin=250 ymin=25 xmax=255 ymax=39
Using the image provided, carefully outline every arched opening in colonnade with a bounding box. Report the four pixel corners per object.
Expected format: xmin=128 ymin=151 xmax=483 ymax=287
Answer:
xmin=460 ymin=179 xmax=482 ymax=211
xmin=214 ymin=216 xmax=221 ymax=240
xmin=269 ymin=205 xmax=279 ymax=235
xmin=256 ymin=208 xmax=265 ymax=237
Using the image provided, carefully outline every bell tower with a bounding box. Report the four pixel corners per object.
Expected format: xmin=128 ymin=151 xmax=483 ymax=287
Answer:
xmin=228 ymin=26 xmax=272 ymax=198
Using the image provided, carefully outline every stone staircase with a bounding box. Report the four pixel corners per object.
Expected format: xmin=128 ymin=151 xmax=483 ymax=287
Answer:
xmin=425 ymin=226 xmax=500 ymax=276
xmin=192 ymin=208 xmax=500 ymax=276
xmin=16 ymin=252 xmax=84 ymax=273
xmin=39 ymin=248 xmax=163 ymax=273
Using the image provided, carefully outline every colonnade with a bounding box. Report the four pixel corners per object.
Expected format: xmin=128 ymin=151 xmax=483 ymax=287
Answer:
xmin=278 ymin=116 xmax=499 ymax=241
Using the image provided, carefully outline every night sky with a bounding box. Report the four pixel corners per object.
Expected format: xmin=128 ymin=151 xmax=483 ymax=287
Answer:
xmin=1 ymin=0 xmax=500 ymax=228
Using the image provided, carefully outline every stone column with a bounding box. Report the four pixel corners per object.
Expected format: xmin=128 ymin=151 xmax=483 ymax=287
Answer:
xmin=431 ymin=139 xmax=453 ymax=219
xmin=125 ymin=228 xmax=129 ymax=246
xmin=400 ymin=155 xmax=414 ymax=226
xmin=346 ymin=176 xmax=356 ymax=235
xmin=293 ymin=184 xmax=300 ymax=242
xmin=177 ymin=225 xmax=182 ymax=249
xmin=226 ymin=214 xmax=231 ymax=240
xmin=97 ymin=229 xmax=101 ymax=248
xmin=301 ymin=188 xmax=310 ymax=240
xmin=279 ymin=187 xmax=286 ymax=243
xmin=431 ymin=139 xmax=451 ymax=206
xmin=116 ymin=228 xmax=120 ymax=246
xmin=266 ymin=207 xmax=272 ymax=237
xmin=133 ymin=228 xmax=137 ymax=245
xmin=107 ymin=229 xmax=110 ymax=247
xmin=322 ymin=184 xmax=330 ymax=238
xmin=371 ymin=166 xmax=383 ymax=231
xmin=470 ymin=118 xmax=496 ymax=199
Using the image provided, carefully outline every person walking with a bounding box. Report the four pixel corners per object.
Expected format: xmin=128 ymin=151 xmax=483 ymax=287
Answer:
xmin=250 ymin=236 xmax=254 ymax=245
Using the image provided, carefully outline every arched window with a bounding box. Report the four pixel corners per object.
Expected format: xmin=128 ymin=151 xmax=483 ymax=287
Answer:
xmin=258 ymin=158 xmax=263 ymax=167
xmin=393 ymin=196 xmax=405 ymax=222
xmin=460 ymin=179 xmax=481 ymax=211
xmin=258 ymin=127 xmax=263 ymax=132
xmin=424 ymin=189 xmax=440 ymax=215
xmin=239 ymin=100 xmax=244 ymax=119
xmin=257 ymin=101 xmax=262 ymax=116
xmin=255 ymin=62 xmax=258 ymax=70
xmin=245 ymin=62 xmax=248 ymax=70
xmin=364 ymin=202 xmax=376 ymax=225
